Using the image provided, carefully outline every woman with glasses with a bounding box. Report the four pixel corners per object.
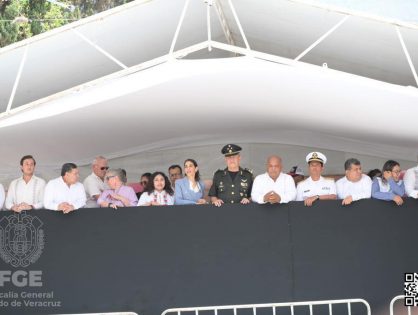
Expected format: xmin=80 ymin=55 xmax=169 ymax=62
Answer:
xmin=371 ymin=160 xmax=405 ymax=205
xmin=174 ymin=159 xmax=206 ymax=205
xmin=98 ymin=168 xmax=138 ymax=209
xmin=137 ymin=172 xmax=174 ymax=206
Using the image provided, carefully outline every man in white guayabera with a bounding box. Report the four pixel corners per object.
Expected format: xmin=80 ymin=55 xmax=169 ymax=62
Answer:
xmin=403 ymin=164 xmax=418 ymax=199
xmin=5 ymin=155 xmax=46 ymax=212
xmin=251 ymin=155 xmax=296 ymax=204
xmin=44 ymin=163 xmax=86 ymax=213
xmin=336 ymin=158 xmax=372 ymax=205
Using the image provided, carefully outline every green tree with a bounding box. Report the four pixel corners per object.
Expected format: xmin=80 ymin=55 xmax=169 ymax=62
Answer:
xmin=0 ymin=0 xmax=133 ymax=48
xmin=0 ymin=0 xmax=32 ymax=47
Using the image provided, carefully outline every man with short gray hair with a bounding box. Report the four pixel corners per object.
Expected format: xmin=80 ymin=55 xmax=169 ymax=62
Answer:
xmin=83 ymin=156 xmax=109 ymax=207
xmin=336 ymin=158 xmax=372 ymax=205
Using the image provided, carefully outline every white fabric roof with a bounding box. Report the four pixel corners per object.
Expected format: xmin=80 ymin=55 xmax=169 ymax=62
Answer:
xmin=0 ymin=0 xmax=417 ymax=173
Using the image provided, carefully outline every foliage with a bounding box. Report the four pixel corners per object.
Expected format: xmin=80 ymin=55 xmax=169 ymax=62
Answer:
xmin=0 ymin=0 xmax=133 ymax=48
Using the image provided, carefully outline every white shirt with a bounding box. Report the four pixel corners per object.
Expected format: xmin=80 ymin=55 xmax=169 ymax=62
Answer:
xmin=251 ymin=172 xmax=296 ymax=204
xmin=0 ymin=184 xmax=4 ymax=209
xmin=138 ymin=190 xmax=174 ymax=206
xmin=83 ymin=172 xmax=108 ymax=208
xmin=296 ymin=176 xmax=336 ymax=201
xmin=5 ymin=175 xmax=46 ymax=210
xmin=44 ymin=177 xmax=86 ymax=210
xmin=403 ymin=166 xmax=418 ymax=198
xmin=336 ymin=174 xmax=372 ymax=201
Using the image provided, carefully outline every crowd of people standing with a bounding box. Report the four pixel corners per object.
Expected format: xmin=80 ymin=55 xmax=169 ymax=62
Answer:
xmin=0 ymin=143 xmax=416 ymax=213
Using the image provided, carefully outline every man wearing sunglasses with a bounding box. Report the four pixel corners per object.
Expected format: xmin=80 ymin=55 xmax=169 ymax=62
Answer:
xmin=83 ymin=156 xmax=109 ymax=208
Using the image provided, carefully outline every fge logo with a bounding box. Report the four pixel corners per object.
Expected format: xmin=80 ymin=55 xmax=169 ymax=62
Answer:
xmin=0 ymin=270 xmax=42 ymax=287
xmin=0 ymin=212 xmax=45 ymax=287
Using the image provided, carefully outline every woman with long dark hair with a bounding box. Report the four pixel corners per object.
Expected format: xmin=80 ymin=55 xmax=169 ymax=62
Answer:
xmin=174 ymin=159 xmax=206 ymax=205
xmin=137 ymin=171 xmax=174 ymax=206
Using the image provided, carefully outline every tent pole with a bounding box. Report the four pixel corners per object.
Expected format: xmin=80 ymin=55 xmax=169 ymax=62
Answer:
xmin=206 ymin=0 xmax=213 ymax=51
xmin=294 ymin=15 xmax=349 ymax=61
xmin=214 ymin=0 xmax=235 ymax=46
xmin=6 ymin=45 xmax=29 ymax=113
xmin=72 ymin=29 xmax=128 ymax=69
xmin=396 ymin=26 xmax=418 ymax=87
xmin=228 ymin=0 xmax=251 ymax=50
xmin=169 ymin=0 xmax=191 ymax=56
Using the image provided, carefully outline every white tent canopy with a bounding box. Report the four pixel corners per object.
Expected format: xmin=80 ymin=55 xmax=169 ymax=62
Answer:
xmin=0 ymin=0 xmax=418 ymax=176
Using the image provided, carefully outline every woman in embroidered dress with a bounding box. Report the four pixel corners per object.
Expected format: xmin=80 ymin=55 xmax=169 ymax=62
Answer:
xmin=371 ymin=160 xmax=405 ymax=205
xmin=174 ymin=159 xmax=206 ymax=205
xmin=137 ymin=172 xmax=174 ymax=206
xmin=98 ymin=168 xmax=138 ymax=209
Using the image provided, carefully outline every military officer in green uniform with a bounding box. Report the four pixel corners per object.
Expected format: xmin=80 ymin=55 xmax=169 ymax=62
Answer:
xmin=209 ymin=144 xmax=254 ymax=207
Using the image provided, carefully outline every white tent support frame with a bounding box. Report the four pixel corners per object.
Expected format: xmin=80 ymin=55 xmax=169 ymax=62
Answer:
xmin=214 ymin=0 xmax=235 ymax=46
xmin=206 ymin=0 xmax=213 ymax=51
xmin=294 ymin=15 xmax=349 ymax=61
xmin=4 ymin=0 xmax=418 ymax=117
xmin=6 ymin=45 xmax=29 ymax=114
xmin=228 ymin=0 xmax=251 ymax=50
xmin=5 ymin=33 xmax=418 ymax=121
xmin=72 ymin=28 xmax=128 ymax=70
xmin=169 ymin=0 xmax=191 ymax=55
xmin=395 ymin=27 xmax=418 ymax=86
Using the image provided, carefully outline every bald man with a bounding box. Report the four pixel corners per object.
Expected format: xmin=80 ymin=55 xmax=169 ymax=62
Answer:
xmin=251 ymin=155 xmax=296 ymax=204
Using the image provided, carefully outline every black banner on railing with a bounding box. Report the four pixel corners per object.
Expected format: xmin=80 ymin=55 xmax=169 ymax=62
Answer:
xmin=0 ymin=199 xmax=415 ymax=315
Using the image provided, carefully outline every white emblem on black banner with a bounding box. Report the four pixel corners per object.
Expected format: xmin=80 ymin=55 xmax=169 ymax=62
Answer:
xmin=0 ymin=212 xmax=44 ymax=267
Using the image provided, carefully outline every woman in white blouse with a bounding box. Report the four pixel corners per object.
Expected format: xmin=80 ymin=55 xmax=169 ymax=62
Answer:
xmin=137 ymin=172 xmax=174 ymax=206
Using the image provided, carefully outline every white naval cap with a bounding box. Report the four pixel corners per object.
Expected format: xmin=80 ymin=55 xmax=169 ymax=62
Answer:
xmin=306 ymin=151 xmax=327 ymax=164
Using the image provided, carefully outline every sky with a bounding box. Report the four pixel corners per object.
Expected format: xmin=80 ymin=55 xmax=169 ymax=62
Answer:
xmin=311 ymin=0 xmax=418 ymax=23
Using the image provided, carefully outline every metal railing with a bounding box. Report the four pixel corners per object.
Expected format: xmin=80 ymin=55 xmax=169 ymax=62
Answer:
xmin=50 ymin=312 xmax=138 ymax=315
xmin=390 ymin=295 xmax=412 ymax=315
xmin=162 ymin=298 xmax=371 ymax=315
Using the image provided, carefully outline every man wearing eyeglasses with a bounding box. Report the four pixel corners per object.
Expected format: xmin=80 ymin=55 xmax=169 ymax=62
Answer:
xmin=168 ymin=165 xmax=183 ymax=189
xmin=83 ymin=156 xmax=109 ymax=208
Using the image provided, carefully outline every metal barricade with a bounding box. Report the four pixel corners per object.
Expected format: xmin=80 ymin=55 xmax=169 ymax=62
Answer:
xmin=49 ymin=312 xmax=138 ymax=315
xmin=390 ymin=295 xmax=412 ymax=315
xmin=162 ymin=298 xmax=371 ymax=315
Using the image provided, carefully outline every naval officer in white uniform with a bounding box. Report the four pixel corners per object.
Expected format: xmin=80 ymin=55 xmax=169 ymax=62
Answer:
xmin=296 ymin=152 xmax=337 ymax=206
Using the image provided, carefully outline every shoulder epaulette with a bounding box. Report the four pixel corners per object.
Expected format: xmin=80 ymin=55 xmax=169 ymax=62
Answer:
xmin=243 ymin=168 xmax=253 ymax=174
